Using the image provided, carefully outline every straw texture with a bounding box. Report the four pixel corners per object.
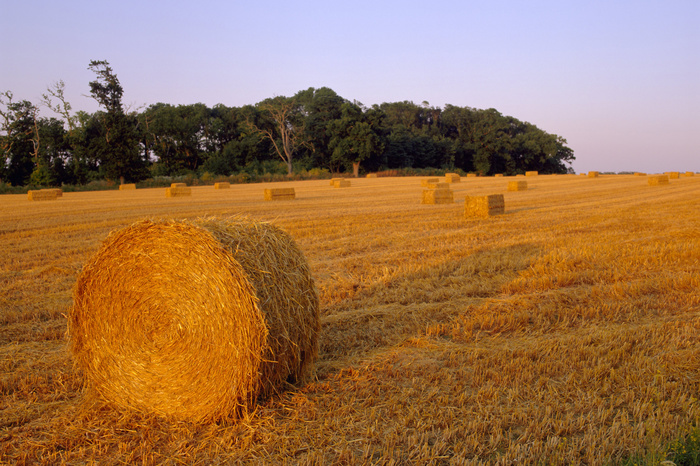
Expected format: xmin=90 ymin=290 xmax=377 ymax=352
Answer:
xmin=214 ymin=182 xmax=230 ymax=189
xmin=421 ymin=188 xmax=453 ymax=204
xmin=333 ymin=180 xmax=351 ymax=188
xmin=445 ymin=173 xmax=460 ymax=183
xmin=525 ymin=171 xmax=538 ymax=177
xmin=507 ymin=181 xmax=527 ymax=191
xmin=420 ymin=178 xmax=439 ymax=187
xmin=171 ymin=183 xmax=187 ymax=188
xmin=588 ymin=171 xmax=599 ymax=178
xmin=69 ymin=217 xmax=319 ymax=423
xmin=465 ymin=194 xmax=505 ymax=217
xmin=264 ymin=188 xmax=295 ymax=200
xmin=27 ymin=189 xmax=58 ymax=201
xmin=665 ymin=172 xmax=680 ymax=179
xmin=366 ymin=173 xmax=377 ymax=178
xmin=119 ymin=184 xmax=136 ymax=190
xmin=648 ymin=175 xmax=669 ymax=186
xmin=166 ymin=187 xmax=191 ymax=197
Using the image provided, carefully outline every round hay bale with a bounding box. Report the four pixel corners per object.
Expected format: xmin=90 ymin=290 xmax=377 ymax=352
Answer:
xmin=69 ymin=217 xmax=319 ymax=422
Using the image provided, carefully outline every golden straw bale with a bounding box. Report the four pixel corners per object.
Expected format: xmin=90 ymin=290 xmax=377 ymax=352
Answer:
xmin=685 ymin=172 xmax=695 ymax=177
xmin=27 ymin=189 xmax=58 ymax=201
xmin=634 ymin=172 xmax=647 ymax=176
xmin=421 ymin=188 xmax=453 ymax=204
xmin=46 ymin=188 xmax=63 ymax=197
xmin=166 ymin=187 xmax=191 ymax=197
xmin=525 ymin=171 xmax=538 ymax=177
xmin=366 ymin=173 xmax=377 ymax=178
xmin=264 ymin=188 xmax=295 ymax=200
xmin=333 ymin=179 xmax=351 ymax=188
xmin=329 ymin=178 xmax=342 ymax=186
xmin=119 ymin=184 xmax=136 ymax=190
xmin=214 ymin=182 xmax=230 ymax=189
xmin=507 ymin=181 xmax=527 ymax=191
xmin=665 ymin=172 xmax=679 ymax=179
xmin=445 ymin=173 xmax=461 ymax=183
xmin=464 ymin=194 xmax=505 ymax=218
xmin=171 ymin=183 xmax=187 ymax=188
xmin=420 ymin=178 xmax=439 ymax=187
xmin=69 ymin=217 xmax=319 ymax=422
xmin=588 ymin=171 xmax=599 ymax=178
xmin=466 ymin=173 xmax=477 ymax=178
xmin=648 ymin=175 xmax=669 ymax=186
xmin=494 ymin=174 xmax=504 ymax=177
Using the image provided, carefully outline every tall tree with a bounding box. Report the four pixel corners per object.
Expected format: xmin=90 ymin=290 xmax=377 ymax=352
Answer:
xmin=247 ymin=96 xmax=308 ymax=175
xmin=0 ymin=92 xmax=38 ymax=185
xmin=87 ymin=60 xmax=147 ymax=182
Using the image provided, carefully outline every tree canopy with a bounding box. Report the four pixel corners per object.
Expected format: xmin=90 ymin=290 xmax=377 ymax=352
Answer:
xmin=0 ymin=64 xmax=575 ymax=187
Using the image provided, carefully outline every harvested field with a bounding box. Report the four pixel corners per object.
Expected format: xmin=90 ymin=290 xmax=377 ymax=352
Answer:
xmin=2 ymin=174 xmax=700 ymax=464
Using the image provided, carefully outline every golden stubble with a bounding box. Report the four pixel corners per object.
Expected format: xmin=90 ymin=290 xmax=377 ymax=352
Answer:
xmin=1 ymin=174 xmax=699 ymax=464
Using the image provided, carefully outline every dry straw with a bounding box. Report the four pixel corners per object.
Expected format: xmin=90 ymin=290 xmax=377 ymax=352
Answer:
xmin=69 ymin=217 xmax=319 ymax=423
xmin=214 ymin=182 xmax=230 ymax=189
xmin=466 ymin=173 xmax=477 ymax=178
xmin=119 ymin=184 xmax=136 ymax=190
xmin=648 ymin=175 xmax=669 ymax=186
xmin=420 ymin=178 xmax=439 ymax=187
xmin=525 ymin=171 xmax=538 ymax=177
xmin=264 ymin=188 xmax=295 ymax=200
xmin=588 ymin=171 xmax=599 ymax=178
xmin=333 ymin=179 xmax=351 ymax=188
xmin=171 ymin=182 xmax=187 ymax=188
xmin=421 ymin=185 xmax=453 ymax=204
xmin=329 ymin=178 xmax=342 ymax=186
xmin=366 ymin=173 xmax=377 ymax=178
xmin=445 ymin=173 xmax=460 ymax=183
xmin=494 ymin=174 xmax=504 ymax=177
xmin=685 ymin=171 xmax=695 ymax=177
xmin=665 ymin=172 xmax=680 ymax=179
xmin=27 ymin=189 xmax=59 ymax=201
xmin=465 ymin=194 xmax=505 ymax=217
xmin=507 ymin=181 xmax=527 ymax=191
xmin=166 ymin=186 xmax=191 ymax=197
xmin=634 ymin=172 xmax=647 ymax=176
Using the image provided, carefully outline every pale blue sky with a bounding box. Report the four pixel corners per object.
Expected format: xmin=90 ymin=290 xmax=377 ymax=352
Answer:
xmin=2 ymin=0 xmax=698 ymax=173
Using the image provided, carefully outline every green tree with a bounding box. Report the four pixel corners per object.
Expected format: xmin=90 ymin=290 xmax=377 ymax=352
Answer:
xmin=87 ymin=60 xmax=147 ymax=182
xmin=0 ymin=92 xmax=37 ymax=185
xmin=327 ymin=102 xmax=384 ymax=176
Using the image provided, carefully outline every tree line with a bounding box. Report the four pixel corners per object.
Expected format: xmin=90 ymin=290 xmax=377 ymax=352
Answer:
xmin=0 ymin=61 xmax=574 ymax=187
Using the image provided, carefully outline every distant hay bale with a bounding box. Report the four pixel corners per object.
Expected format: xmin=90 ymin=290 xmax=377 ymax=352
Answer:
xmin=69 ymin=217 xmax=319 ymax=423
xmin=465 ymin=194 xmax=505 ymax=218
xmin=166 ymin=187 xmax=191 ymax=197
xmin=445 ymin=173 xmax=461 ymax=183
xmin=634 ymin=172 xmax=647 ymax=176
xmin=665 ymin=172 xmax=680 ymax=179
xmin=685 ymin=172 xmax=695 ymax=177
xmin=329 ymin=178 xmax=342 ymax=186
xmin=47 ymin=188 xmax=63 ymax=197
xmin=525 ymin=171 xmax=538 ymax=177
xmin=648 ymin=175 xmax=669 ymax=186
xmin=421 ymin=188 xmax=453 ymax=204
xmin=588 ymin=171 xmax=599 ymax=178
xmin=494 ymin=174 xmax=504 ymax=177
xmin=333 ymin=179 xmax=351 ymax=188
xmin=425 ymin=182 xmax=449 ymax=190
xmin=507 ymin=181 xmax=527 ymax=191
xmin=466 ymin=173 xmax=477 ymax=178
xmin=119 ymin=184 xmax=136 ymax=190
xmin=171 ymin=183 xmax=187 ymax=188
xmin=366 ymin=173 xmax=377 ymax=178
xmin=214 ymin=182 xmax=230 ymax=189
xmin=27 ymin=189 xmax=58 ymax=201
xmin=420 ymin=178 xmax=439 ymax=187
xmin=264 ymin=188 xmax=295 ymax=200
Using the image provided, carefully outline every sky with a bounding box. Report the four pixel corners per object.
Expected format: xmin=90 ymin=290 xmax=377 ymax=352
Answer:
xmin=1 ymin=0 xmax=698 ymax=174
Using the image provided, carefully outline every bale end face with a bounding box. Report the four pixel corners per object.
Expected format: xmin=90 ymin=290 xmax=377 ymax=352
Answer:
xmin=214 ymin=182 xmax=230 ymax=189
xmin=264 ymin=188 xmax=296 ymax=200
xmin=333 ymin=180 xmax=351 ymax=188
xmin=507 ymin=181 xmax=527 ymax=191
xmin=445 ymin=173 xmax=460 ymax=183
xmin=421 ymin=188 xmax=454 ymax=204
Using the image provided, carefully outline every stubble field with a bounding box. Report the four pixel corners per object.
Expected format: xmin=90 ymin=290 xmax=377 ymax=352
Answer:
xmin=1 ymin=173 xmax=699 ymax=465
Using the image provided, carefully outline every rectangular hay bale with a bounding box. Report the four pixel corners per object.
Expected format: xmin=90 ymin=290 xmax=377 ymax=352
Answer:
xmin=648 ymin=175 xmax=669 ymax=186
xmin=420 ymin=178 xmax=440 ymax=187
xmin=166 ymin=187 xmax=192 ymax=197
xmin=634 ymin=172 xmax=647 ymax=176
xmin=421 ymin=188 xmax=454 ymax=204
xmin=333 ymin=179 xmax=351 ymax=188
xmin=264 ymin=188 xmax=296 ymax=200
xmin=329 ymin=178 xmax=343 ymax=186
xmin=445 ymin=173 xmax=461 ymax=183
xmin=214 ymin=182 xmax=230 ymax=189
xmin=425 ymin=182 xmax=449 ymax=190
xmin=588 ymin=171 xmax=599 ymax=178
xmin=119 ymin=183 xmax=136 ymax=190
xmin=665 ymin=172 xmax=679 ymax=179
xmin=507 ymin=181 xmax=527 ymax=191
xmin=525 ymin=171 xmax=539 ymax=177
xmin=366 ymin=173 xmax=377 ymax=178
xmin=27 ymin=189 xmax=58 ymax=201
xmin=464 ymin=194 xmax=505 ymax=218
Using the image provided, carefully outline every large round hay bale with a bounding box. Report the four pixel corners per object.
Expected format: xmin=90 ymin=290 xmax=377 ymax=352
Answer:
xmin=69 ymin=217 xmax=319 ymax=422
